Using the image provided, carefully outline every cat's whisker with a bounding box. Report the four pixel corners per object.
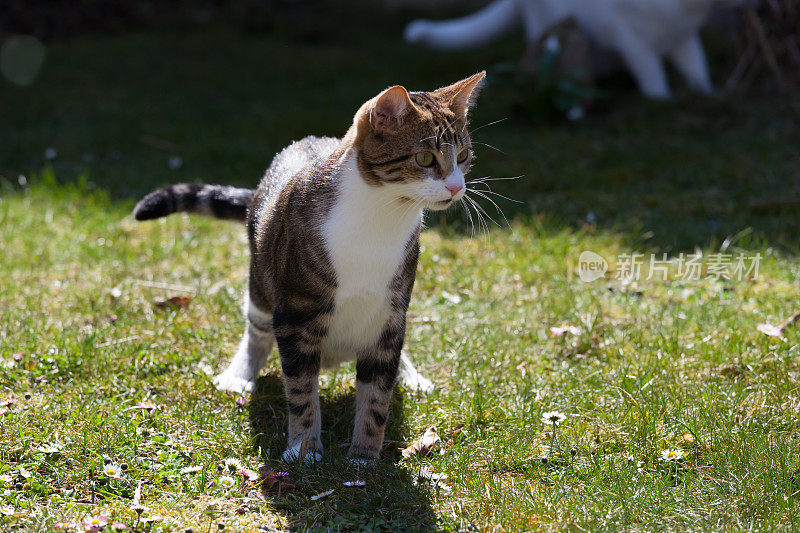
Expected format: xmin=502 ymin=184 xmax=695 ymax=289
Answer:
xmin=470 ymin=141 xmax=505 ymax=154
xmin=465 ymin=192 xmax=502 ymax=228
xmin=467 ymin=189 xmax=511 ymax=227
xmin=459 ymin=197 xmax=477 ymax=239
xmin=467 ymin=186 xmax=524 ymax=204
xmin=463 ymin=195 xmax=491 ymax=246
xmin=467 ymin=175 xmax=524 ymax=184
xmin=467 ymin=117 xmax=507 ymax=135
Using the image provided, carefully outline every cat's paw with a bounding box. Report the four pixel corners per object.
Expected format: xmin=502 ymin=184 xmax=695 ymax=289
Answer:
xmin=213 ymin=372 xmax=255 ymax=394
xmin=346 ymin=444 xmax=379 ymax=464
xmin=282 ymin=443 xmax=323 ymax=465
xmin=399 ymin=372 xmax=434 ymax=394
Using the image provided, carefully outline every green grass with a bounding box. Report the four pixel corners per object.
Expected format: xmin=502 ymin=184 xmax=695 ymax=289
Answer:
xmin=2 ymin=15 xmax=800 ymax=532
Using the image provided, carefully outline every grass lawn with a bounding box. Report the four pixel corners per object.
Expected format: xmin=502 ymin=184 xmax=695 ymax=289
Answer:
xmin=2 ymin=14 xmax=800 ymax=532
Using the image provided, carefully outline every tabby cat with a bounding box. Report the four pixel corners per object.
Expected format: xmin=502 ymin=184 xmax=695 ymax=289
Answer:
xmin=133 ymin=72 xmax=485 ymax=462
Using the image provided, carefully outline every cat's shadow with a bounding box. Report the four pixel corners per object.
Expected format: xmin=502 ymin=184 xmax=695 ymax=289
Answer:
xmin=247 ymin=372 xmax=438 ymax=530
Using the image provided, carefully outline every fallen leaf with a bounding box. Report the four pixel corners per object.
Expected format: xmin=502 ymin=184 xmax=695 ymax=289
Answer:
xmin=402 ymin=426 xmax=441 ymax=460
xmin=154 ymin=296 xmax=193 ymax=309
xmin=310 ymin=489 xmax=334 ymax=501
xmin=679 ymin=431 xmax=695 ymax=444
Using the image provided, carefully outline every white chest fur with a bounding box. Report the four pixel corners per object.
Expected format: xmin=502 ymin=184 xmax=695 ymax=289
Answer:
xmin=321 ymin=154 xmax=422 ymax=364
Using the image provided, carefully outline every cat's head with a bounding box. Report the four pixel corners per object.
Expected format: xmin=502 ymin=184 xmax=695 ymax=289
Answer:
xmin=353 ymin=72 xmax=485 ymax=211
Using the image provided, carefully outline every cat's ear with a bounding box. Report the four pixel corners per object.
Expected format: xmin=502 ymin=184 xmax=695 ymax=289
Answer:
xmin=370 ymin=86 xmax=413 ymax=134
xmin=435 ymin=71 xmax=486 ymax=118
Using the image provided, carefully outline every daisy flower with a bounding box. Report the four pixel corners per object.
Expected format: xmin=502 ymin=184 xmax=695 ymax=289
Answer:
xmin=134 ymin=401 xmax=160 ymax=411
xmin=757 ymin=323 xmax=784 ymax=338
xmin=37 ymin=443 xmax=63 ymax=454
xmin=111 ymin=524 xmax=127 ymax=531
xmin=0 ymin=505 xmax=15 ymax=516
xmin=239 ymin=468 xmax=258 ymax=481
xmin=222 ymin=458 xmax=243 ymax=472
xmin=83 ymin=515 xmax=109 ymax=529
xmin=660 ymin=449 xmax=685 ymax=462
xmin=218 ymin=475 xmax=236 ymax=489
xmin=129 ymin=504 xmax=147 ymax=515
xmin=103 ymin=463 xmax=124 ymax=478
xmin=54 ymin=522 xmax=75 ymax=530
xmin=541 ymin=411 xmax=567 ymax=426
xmin=550 ymin=325 xmax=580 ymax=337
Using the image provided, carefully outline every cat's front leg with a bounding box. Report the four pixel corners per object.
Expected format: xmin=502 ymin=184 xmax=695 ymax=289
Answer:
xmin=273 ymin=306 xmax=326 ymax=464
xmin=350 ymin=321 xmax=404 ymax=462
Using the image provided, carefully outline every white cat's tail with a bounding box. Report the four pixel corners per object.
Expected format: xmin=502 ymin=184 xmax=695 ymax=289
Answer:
xmin=404 ymin=0 xmax=520 ymax=50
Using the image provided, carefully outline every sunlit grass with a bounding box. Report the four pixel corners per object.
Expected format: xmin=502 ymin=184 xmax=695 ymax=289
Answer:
xmin=1 ymin=176 xmax=799 ymax=531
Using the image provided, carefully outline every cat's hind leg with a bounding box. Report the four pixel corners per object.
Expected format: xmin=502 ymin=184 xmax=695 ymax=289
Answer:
xmin=213 ymin=300 xmax=274 ymax=394
xmin=614 ymin=32 xmax=670 ymax=98
xmin=669 ymin=33 xmax=713 ymax=95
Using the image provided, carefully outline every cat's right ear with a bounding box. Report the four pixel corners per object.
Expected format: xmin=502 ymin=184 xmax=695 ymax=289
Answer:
xmin=370 ymin=86 xmax=413 ymax=135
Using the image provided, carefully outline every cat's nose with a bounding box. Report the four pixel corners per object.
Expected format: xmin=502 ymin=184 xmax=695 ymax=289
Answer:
xmin=446 ymin=183 xmax=463 ymax=196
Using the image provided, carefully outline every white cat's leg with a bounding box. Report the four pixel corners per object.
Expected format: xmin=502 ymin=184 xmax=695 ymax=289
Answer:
xmin=213 ymin=300 xmax=274 ymax=394
xmin=397 ymin=351 xmax=434 ymax=394
xmin=669 ymin=32 xmax=713 ymax=95
xmin=615 ymin=33 xmax=670 ymax=98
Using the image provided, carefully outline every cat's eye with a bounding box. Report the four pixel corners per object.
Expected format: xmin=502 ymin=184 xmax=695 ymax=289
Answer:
xmin=415 ymin=151 xmax=436 ymax=167
xmin=457 ymin=149 xmax=470 ymax=163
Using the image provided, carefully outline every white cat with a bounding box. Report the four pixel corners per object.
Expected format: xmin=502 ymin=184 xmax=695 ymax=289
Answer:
xmin=405 ymin=0 xmax=747 ymax=98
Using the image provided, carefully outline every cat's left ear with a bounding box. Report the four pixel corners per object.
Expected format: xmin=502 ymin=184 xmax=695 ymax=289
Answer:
xmin=435 ymin=71 xmax=486 ymax=118
xmin=370 ymin=85 xmax=414 ymax=134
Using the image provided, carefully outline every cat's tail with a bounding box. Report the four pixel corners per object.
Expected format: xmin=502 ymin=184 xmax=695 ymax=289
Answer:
xmin=133 ymin=183 xmax=254 ymax=223
xmin=404 ymin=0 xmax=520 ymax=50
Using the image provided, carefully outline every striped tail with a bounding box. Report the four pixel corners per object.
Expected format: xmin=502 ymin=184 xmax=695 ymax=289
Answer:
xmin=133 ymin=183 xmax=254 ymax=223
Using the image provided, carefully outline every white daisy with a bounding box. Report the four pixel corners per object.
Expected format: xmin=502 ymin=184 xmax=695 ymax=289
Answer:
xmin=103 ymin=463 xmax=124 ymax=478
xmin=660 ymin=449 xmax=685 ymax=462
xmin=218 ymin=476 xmax=236 ymax=489
xmin=37 ymin=444 xmax=63 ymax=454
xmin=239 ymin=468 xmax=258 ymax=481
xmin=223 ymin=458 xmax=243 ymax=472
xmin=541 ymin=411 xmax=567 ymax=426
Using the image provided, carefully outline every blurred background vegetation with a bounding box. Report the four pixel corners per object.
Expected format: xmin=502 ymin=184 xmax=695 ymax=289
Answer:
xmin=1 ymin=0 xmax=798 ymax=253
